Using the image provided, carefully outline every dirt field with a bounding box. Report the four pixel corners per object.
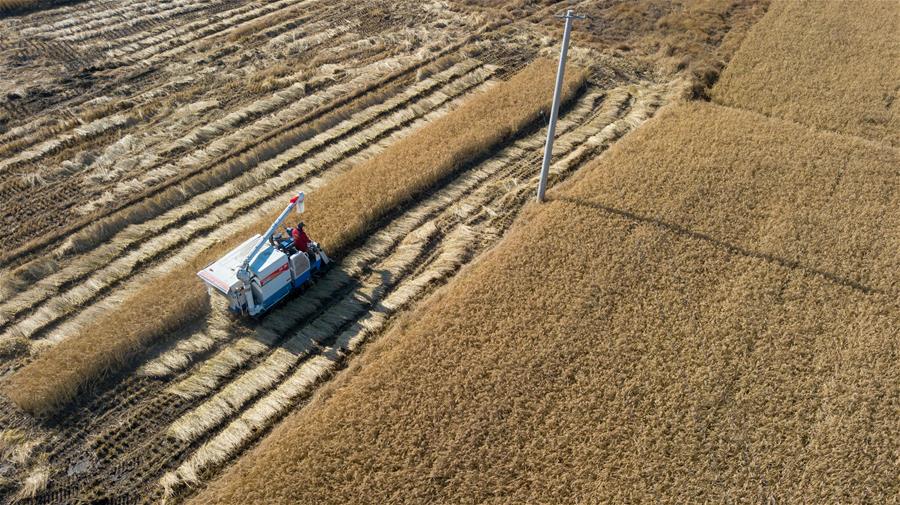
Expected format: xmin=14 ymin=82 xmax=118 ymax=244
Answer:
xmin=0 ymin=0 xmax=773 ymax=502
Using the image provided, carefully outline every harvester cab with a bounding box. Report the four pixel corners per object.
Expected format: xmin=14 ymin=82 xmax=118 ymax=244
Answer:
xmin=197 ymin=192 xmax=329 ymax=317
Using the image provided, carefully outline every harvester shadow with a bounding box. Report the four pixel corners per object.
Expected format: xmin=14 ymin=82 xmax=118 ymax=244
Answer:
xmin=554 ymin=196 xmax=878 ymax=295
xmin=249 ymin=264 xmax=394 ymax=357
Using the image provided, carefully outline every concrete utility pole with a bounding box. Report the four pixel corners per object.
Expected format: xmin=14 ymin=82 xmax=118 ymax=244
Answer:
xmin=537 ymin=8 xmax=584 ymax=202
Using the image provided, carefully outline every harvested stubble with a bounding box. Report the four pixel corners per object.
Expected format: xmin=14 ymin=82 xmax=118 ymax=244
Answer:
xmin=4 ymin=63 xmax=495 ymax=364
xmin=193 ymin=102 xmax=900 ymax=504
xmin=2 ymin=58 xmax=585 ymax=416
xmin=712 ymin=0 xmax=900 ymax=146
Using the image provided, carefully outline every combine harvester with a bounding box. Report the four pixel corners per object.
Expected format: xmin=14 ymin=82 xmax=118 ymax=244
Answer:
xmin=197 ymin=192 xmax=329 ymax=317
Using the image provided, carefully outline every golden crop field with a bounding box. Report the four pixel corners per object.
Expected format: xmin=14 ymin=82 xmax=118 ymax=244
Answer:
xmin=194 ymin=101 xmax=899 ymax=504
xmin=6 ymin=0 xmax=890 ymax=503
xmin=713 ymin=0 xmax=900 ymax=145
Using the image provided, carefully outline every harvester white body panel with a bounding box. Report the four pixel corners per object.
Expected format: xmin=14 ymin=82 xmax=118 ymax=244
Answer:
xmin=196 ymin=192 xmax=328 ymax=316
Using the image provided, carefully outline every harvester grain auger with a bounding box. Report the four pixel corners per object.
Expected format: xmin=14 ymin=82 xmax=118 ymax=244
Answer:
xmin=197 ymin=192 xmax=329 ymax=317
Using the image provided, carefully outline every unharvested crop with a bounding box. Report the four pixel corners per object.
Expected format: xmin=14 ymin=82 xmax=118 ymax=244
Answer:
xmin=192 ymin=102 xmax=900 ymax=504
xmin=2 ymin=58 xmax=585 ymax=416
xmin=712 ymin=0 xmax=900 ymax=145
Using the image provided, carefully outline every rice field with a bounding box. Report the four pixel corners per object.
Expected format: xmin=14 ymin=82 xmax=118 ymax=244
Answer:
xmin=193 ymin=100 xmax=900 ymax=504
xmin=0 ymin=0 xmax=775 ymax=502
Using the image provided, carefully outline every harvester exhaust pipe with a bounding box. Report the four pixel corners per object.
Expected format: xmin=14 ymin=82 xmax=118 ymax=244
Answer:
xmin=537 ymin=9 xmax=585 ymax=203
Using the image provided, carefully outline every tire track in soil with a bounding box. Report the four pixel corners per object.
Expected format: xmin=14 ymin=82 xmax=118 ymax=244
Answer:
xmin=0 ymin=0 xmax=332 ymax=147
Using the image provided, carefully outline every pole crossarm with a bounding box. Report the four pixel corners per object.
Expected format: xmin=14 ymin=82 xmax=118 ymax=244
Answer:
xmin=554 ymin=12 xmax=586 ymax=19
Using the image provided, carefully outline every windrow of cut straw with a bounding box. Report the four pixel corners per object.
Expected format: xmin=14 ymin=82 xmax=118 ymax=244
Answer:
xmin=2 ymin=58 xmax=586 ymax=416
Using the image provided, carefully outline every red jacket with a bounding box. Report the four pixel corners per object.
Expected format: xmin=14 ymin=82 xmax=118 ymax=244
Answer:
xmin=292 ymin=228 xmax=311 ymax=252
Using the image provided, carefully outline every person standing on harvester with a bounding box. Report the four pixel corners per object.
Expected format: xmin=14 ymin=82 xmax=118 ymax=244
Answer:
xmin=292 ymin=221 xmax=311 ymax=253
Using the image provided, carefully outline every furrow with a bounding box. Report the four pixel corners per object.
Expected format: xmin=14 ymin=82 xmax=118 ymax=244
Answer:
xmin=159 ymin=353 xmax=335 ymax=494
xmin=136 ymin=301 xmax=236 ymax=378
xmin=56 ymin=0 xmax=218 ymax=44
xmin=105 ymin=0 xmax=320 ymax=64
xmin=0 ymin=75 xmax=197 ymax=162
xmin=93 ymin=0 xmax=300 ymax=55
xmin=0 ymin=113 xmax=135 ymax=175
xmin=18 ymin=0 xmax=175 ymax=38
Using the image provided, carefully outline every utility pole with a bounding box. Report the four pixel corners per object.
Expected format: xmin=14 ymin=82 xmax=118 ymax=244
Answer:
xmin=537 ymin=8 xmax=584 ymax=202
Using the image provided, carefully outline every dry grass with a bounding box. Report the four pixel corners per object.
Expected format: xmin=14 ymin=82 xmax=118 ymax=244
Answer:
xmin=226 ymin=0 xmax=314 ymax=42
xmin=712 ymin=0 xmax=900 ymax=145
xmin=12 ymin=464 xmax=49 ymax=502
xmin=2 ymin=59 xmax=585 ymax=416
xmin=192 ymin=102 xmax=900 ymax=504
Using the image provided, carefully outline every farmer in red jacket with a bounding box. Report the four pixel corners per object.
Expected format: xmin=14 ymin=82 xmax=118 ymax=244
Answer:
xmin=292 ymin=221 xmax=311 ymax=253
